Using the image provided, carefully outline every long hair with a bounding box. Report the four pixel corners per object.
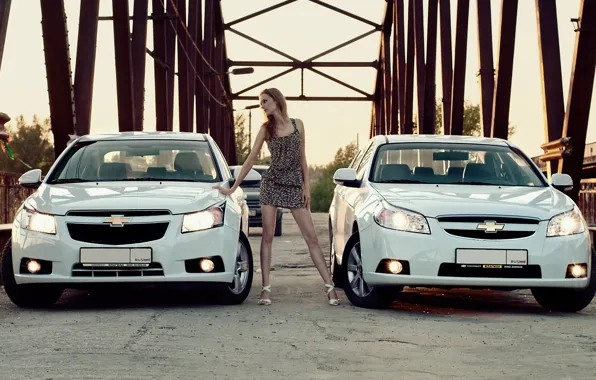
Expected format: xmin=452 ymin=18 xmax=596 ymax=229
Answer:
xmin=260 ymin=88 xmax=289 ymax=140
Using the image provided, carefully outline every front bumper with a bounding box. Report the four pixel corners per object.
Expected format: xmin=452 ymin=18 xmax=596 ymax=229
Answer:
xmin=11 ymin=214 xmax=239 ymax=286
xmin=358 ymin=218 xmax=592 ymax=289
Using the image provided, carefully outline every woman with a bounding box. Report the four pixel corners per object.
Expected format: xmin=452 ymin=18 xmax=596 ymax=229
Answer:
xmin=214 ymin=88 xmax=340 ymax=306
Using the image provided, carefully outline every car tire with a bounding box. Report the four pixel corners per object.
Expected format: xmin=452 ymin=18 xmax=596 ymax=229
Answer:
xmin=328 ymin=219 xmax=344 ymax=288
xmin=1 ymin=239 xmax=63 ymax=308
xmin=216 ymin=233 xmax=254 ymax=305
xmin=341 ymin=232 xmax=393 ymax=309
xmin=531 ymin=248 xmax=596 ymax=313
xmin=274 ymin=215 xmax=282 ymax=237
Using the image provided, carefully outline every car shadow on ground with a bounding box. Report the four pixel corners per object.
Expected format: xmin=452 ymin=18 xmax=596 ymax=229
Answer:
xmin=376 ymin=288 xmax=596 ymax=317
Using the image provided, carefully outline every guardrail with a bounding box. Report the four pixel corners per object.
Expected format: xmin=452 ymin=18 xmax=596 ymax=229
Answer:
xmin=579 ymin=179 xmax=596 ymax=226
xmin=0 ymin=172 xmax=35 ymax=225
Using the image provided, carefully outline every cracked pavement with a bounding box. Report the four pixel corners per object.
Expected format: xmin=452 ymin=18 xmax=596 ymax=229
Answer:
xmin=0 ymin=213 xmax=595 ymax=379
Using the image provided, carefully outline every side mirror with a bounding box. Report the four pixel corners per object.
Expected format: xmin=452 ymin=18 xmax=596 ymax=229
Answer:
xmin=333 ymin=168 xmax=361 ymax=188
xmin=19 ymin=169 xmax=42 ymax=189
xmin=551 ymin=173 xmax=573 ymax=192
xmin=228 ymin=167 xmax=261 ymax=187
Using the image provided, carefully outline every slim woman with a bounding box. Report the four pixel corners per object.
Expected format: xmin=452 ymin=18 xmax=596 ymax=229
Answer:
xmin=214 ymin=88 xmax=340 ymax=306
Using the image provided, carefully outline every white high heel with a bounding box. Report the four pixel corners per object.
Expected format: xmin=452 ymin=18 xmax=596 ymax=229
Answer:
xmin=258 ymin=285 xmax=272 ymax=305
xmin=325 ymin=283 xmax=340 ymax=306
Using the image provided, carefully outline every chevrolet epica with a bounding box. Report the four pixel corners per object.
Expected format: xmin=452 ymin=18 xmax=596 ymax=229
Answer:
xmin=1 ymin=132 xmax=260 ymax=307
xmin=328 ymin=134 xmax=595 ymax=312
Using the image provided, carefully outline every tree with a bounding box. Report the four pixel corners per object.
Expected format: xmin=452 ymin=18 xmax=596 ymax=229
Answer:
xmin=310 ymin=142 xmax=358 ymax=213
xmin=234 ymin=114 xmax=250 ymax=165
xmin=434 ymin=101 xmax=516 ymax=138
xmin=0 ymin=115 xmax=55 ymax=174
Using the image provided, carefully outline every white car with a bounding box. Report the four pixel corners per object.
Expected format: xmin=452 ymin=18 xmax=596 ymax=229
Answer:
xmin=1 ymin=132 xmax=261 ymax=307
xmin=328 ymin=134 xmax=595 ymax=312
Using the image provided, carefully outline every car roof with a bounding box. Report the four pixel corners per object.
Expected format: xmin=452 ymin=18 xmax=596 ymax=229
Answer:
xmin=377 ymin=134 xmax=511 ymax=147
xmin=76 ymin=131 xmax=207 ymax=142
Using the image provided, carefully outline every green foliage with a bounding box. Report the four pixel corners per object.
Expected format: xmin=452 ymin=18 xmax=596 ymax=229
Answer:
xmin=234 ymin=114 xmax=250 ymax=165
xmin=0 ymin=115 xmax=55 ymax=174
xmin=310 ymin=142 xmax=358 ymax=213
xmin=434 ymin=101 xmax=516 ymax=138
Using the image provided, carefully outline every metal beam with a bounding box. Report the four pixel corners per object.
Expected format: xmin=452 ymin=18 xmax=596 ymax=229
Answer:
xmin=187 ymin=0 xmax=199 ymax=130
xmin=225 ymin=0 xmax=298 ymax=28
xmin=477 ymin=0 xmax=495 ymax=137
xmin=395 ymin=0 xmax=406 ymax=134
xmin=536 ymin=0 xmax=565 ymax=144
xmin=382 ymin=1 xmax=393 ymax=134
xmin=561 ymin=0 xmax=596 ymax=202
xmin=450 ymin=0 xmax=470 ymax=135
xmin=132 ymin=0 xmax=149 ymax=132
xmin=308 ymin=67 xmax=371 ymax=97
xmin=152 ymin=0 xmax=169 ymax=131
xmin=439 ymin=0 xmax=453 ymax=135
xmin=413 ymin=0 xmax=425 ymax=132
xmin=227 ymin=27 xmax=299 ymax=62
xmin=165 ymin=0 xmax=176 ymax=130
xmin=40 ymin=0 xmax=76 ymax=157
xmin=490 ymin=0 xmax=518 ymax=139
xmin=112 ymin=0 xmax=136 ymax=132
xmin=305 ymin=29 xmax=378 ymax=62
xmin=0 ymin=0 xmax=11 ymax=72
xmin=403 ymin=0 xmax=415 ymax=134
xmin=194 ymin=0 xmax=205 ymax=133
xmin=203 ymin=0 xmax=215 ymax=134
xmin=228 ymin=60 xmax=377 ymax=68
xmin=423 ymin=0 xmax=438 ymax=135
xmin=73 ymin=0 xmax=99 ymax=137
xmin=176 ymin=0 xmax=191 ymax=132
xmin=234 ymin=67 xmax=297 ymax=96
xmin=234 ymin=96 xmax=372 ymax=102
xmin=308 ymin=0 xmax=381 ymax=29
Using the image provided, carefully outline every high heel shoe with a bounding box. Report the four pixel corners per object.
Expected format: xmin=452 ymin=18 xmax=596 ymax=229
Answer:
xmin=325 ymin=283 xmax=340 ymax=306
xmin=258 ymin=285 xmax=271 ymax=305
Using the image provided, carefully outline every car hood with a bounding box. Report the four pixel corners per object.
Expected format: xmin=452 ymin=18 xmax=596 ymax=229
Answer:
xmin=370 ymin=183 xmax=573 ymax=220
xmin=25 ymin=182 xmax=228 ymax=215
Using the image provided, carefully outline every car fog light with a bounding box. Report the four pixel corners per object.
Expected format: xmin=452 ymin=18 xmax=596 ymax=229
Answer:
xmin=200 ymin=259 xmax=215 ymax=273
xmin=570 ymin=264 xmax=587 ymax=278
xmin=388 ymin=260 xmax=403 ymax=274
xmin=26 ymin=259 xmax=41 ymax=274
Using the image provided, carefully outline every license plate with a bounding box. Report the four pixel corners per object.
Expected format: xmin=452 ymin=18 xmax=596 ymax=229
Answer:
xmin=249 ymin=209 xmax=257 ymax=216
xmin=80 ymin=248 xmax=152 ymax=267
xmin=456 ymin=249 xmax=527 ymax=265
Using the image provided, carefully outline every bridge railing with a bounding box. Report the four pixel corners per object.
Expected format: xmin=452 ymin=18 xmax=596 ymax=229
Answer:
xmin=579 ymin=179 xmax=596 ymax=227
xmin=0 ymin=172 xmax=35 ymax=224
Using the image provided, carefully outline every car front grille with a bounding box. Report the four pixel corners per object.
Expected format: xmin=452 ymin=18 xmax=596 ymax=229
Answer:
xmin=67 ymin=223 xmax=169 ymax=245
xmin=437 ymin=215 xmax=540 ymax=240
xmin=72 ymin=263 xmax=164 ymax=277
xmin=66 ymin=210 xmax=171 ymax=217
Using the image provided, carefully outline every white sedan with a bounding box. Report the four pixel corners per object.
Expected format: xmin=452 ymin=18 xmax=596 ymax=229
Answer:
xmin=328 ymin=134 xmax=595 ymax=312
xmin=1 ymin=132 xmax=260 ymax=307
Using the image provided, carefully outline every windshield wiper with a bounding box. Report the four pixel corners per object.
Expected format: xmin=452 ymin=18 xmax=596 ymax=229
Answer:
xmin=48 ymin=178 xmax=91 ymax=184
xmin=447 ymin=181 xmax=499 ymax=186
xmin=376 ymin=179 xmax=425 ymax=184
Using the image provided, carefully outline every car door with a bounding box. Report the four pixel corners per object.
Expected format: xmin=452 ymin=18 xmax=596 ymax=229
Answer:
xmin=336 ymin=141 xmax=376 ymax=259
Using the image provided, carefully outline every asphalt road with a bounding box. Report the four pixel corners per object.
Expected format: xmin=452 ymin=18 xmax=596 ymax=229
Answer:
xmin=0 ymin=213 xmax=595 ymax=380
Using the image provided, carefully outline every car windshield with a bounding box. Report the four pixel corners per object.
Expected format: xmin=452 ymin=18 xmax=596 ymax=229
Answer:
xmin=47 ymin=139 xmax=222 ymax=183
xmin=370 ymin=142 xmax=546 ymax=187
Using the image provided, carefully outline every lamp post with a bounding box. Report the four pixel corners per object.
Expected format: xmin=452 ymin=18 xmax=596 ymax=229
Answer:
xmin=243 ymin=104 xmax=260 ymax=154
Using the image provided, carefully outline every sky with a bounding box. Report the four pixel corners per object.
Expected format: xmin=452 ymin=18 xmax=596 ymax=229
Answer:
xmin=0 ymin=0 xmax=595 ymax=166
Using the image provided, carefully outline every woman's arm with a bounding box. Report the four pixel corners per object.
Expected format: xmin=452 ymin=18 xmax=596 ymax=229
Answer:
xmin=229 ymin=125 xmax=267 ymax=191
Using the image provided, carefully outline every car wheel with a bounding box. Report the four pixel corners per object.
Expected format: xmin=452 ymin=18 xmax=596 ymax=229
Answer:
xmin=1 ymin=239 xmax=63 ymax=308
xmin=328 ymin=219 xmax=344 ymax=288
xmin=531 ymin=248 xmax=596 ymax=312
xmin=217 ymin=233 xmax=254 ymax=305
xmin=341 ymin=233 xmax=393 ymax=309
xmin=274 ymin=214 xmax=282 ymax=237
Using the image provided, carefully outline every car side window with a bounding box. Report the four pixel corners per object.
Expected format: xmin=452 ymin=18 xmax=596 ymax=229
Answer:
xmin=356 ymin=142 xmax=375 ymax=180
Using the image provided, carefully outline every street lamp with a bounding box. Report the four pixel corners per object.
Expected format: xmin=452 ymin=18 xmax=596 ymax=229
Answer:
xmin=243 ymin=104 xmax=260 ymax=154
xmin=226 ymin=67 xmax=254 ymax=75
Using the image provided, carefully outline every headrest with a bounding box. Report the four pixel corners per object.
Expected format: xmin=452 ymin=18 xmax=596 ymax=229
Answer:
xmin=99 ymin=162 xmax=127 ymax=180
xmin=413 ymin=167 xmax=434 ymax=176
xmin=463 ymin=163 xmax=492 ymax=181
xmin=174 ymin=152 xmax=202 ymax=172
xmin=378 ymin=164 xmax=411 ymax=181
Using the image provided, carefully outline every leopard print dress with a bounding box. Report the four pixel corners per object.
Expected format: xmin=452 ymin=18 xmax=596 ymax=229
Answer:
xmin=260 ymin=119 xmax=305 ymax=209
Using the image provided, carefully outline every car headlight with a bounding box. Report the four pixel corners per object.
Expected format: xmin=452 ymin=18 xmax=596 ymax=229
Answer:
xmin=20 ymin=207 xmax=56 ymax=235
xmin=547 ymin=206 xmax=585 ymax=237
xmin=373 ymin=202 xmax=430 ymax=234
xmin=182 ymin=202 xmax=225 ymax=233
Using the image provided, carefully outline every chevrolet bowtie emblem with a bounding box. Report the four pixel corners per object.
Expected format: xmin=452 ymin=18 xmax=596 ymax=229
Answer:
xmin=477 ymin=220 xmax=505 ymax=233
xmin=104 ymin=215 xmax=130 ymax=227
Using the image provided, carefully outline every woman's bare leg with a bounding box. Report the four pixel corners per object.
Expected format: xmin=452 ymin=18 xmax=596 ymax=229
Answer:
xmin=259 ymin=205 xmax=277 ymax=301
xmin=290 ymin=208 xmax=339 ymax=302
